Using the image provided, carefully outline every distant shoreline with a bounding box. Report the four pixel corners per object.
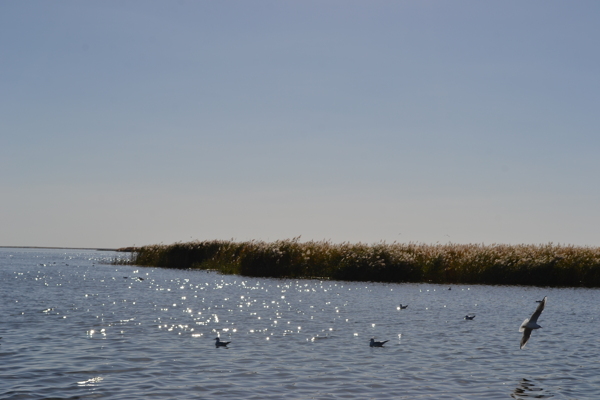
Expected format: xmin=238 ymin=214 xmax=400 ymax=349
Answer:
xmin=0 ymin=246 xmax=118 ymax=251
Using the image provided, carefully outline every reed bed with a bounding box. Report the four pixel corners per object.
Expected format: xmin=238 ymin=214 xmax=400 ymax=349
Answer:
xmin=119 ymin=239 xmax=600 ymax=287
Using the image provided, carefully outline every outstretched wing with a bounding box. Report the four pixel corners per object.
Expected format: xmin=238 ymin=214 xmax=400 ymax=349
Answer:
xmin=520 ymin=328 xmax=532 ymax=349
xmin=529 ymin=296 xmax=546 ymax=324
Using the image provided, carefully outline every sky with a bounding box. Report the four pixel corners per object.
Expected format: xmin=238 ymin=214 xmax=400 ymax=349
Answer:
xmin=2 ymin=1 xmax=600 ymax=248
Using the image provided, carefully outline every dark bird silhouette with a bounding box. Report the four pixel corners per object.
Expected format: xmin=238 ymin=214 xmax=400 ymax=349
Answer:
xmin=370 ymin=338 xmax=389 ymax=347
xmin=215 ymin=337 xmax=230 ymax=348
xmin=398 ymin=304 xmax=408 ymax=310
xmin=520 ymin=296 xmax=547 ymax=349
xmin=464 ymin=314 xmax=476 ymax=320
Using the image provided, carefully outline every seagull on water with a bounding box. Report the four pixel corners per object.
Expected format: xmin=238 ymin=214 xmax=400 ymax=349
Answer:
xmin=370 ymin=338 xmax=389 ymax=347
xmin=519 ymin=296 xmax=547 ymax=349
xmin=464 ymin=314 xmax=476 ymax=320
xmin=215 ymin=337 xmax=230 ymax=348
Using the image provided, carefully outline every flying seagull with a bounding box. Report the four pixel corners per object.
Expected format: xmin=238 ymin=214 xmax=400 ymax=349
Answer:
xmin=370 ymin=338 xmax=389 ymax=347
xmin=215 ymin=337 xmax=230 ymax=348
xmin=464 ymin=314 xmax=476 ymax=320
xmin=398 ymin=304 xmax=408 ymax=310
xmin=519 ymin=296 xmax=547 ymax=349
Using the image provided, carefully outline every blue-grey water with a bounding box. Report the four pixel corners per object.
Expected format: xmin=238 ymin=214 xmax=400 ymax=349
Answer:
xmin=1 ymin=248 xmax=599 ymax=399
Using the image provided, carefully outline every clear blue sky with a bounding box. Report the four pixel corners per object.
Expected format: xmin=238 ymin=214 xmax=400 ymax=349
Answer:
xmin=2 ymin=1 xmax=599 ymax=248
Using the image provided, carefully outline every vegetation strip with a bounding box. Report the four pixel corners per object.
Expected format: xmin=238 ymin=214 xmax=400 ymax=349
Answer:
xmin=118 ymin=239 xmax=600 ymax=287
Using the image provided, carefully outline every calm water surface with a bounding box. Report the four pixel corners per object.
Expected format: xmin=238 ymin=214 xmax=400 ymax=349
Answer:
xmin=1 ymin=248 xmax=599 ymax=399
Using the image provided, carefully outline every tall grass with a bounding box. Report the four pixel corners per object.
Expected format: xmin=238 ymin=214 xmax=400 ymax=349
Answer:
xmin=120 ymin=240 xmax=600 ymax=287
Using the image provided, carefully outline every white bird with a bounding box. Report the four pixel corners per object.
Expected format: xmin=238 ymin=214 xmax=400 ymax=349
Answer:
xmin=215 ymin=337 xmax=230 ymax=348
xmin=369 ymin=338 xmax=389 ymax=347
xmin=519 ymin=296 xmax=547 ymax=349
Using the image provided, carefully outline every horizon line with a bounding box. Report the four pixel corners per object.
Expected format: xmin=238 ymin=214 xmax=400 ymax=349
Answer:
xmin=0 ymin=246 xmax=118 ymax=251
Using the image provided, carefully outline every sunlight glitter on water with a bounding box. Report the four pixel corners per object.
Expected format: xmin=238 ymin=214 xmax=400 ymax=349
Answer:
xmin=77 ymin=376 xmax=104 ymax=387
xmin=2 ymin=248 xmax=600 ymax=399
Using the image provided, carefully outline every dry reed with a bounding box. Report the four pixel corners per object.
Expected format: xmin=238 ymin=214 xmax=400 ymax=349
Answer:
xmin=119 ymin=240 xmax=600 ymax=287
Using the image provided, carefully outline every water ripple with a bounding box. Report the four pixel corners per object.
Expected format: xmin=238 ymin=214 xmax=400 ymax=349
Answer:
xmin=1 ymin=249 xmax=600 ymax=399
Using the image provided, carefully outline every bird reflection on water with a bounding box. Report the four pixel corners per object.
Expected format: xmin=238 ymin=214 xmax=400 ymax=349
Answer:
xmin=511 ymin=378 xmax=551 ymax=399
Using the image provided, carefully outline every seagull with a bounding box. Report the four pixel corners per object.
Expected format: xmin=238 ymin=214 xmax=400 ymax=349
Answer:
xmin=370 ymin=338 xmax=389 ymax=347
xmin=398 ymin=304 xmax=408 ymax=310
xmin=215 ymin=337 xmax=230 ymax=348
xmin=464 ymin=314 xmax=476 ymax=320
xmin=520 ymin=296 xmax=547 ymax=349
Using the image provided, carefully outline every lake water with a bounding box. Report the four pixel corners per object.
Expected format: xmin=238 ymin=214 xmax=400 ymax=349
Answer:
xmin=1 ymin=248 xmax=599 ymax=399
